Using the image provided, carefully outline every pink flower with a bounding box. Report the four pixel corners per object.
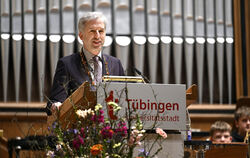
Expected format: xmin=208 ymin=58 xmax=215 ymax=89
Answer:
xmin=72 ymin=135 xmax=84 ymax=149
xmin=156 ymin=128 xmax=167 ymax=139
xmin=101 ymin=126 xmax=114 ymax=139
xmin=91 ymin=110 xmax=104 ymax=123
xmin=80 ymin=127 xmax=85 ymax=138
xmin=128 ymin=129 xmax=144 ymax=146
xmin=115 ymin=122 xmax=128 ymax=137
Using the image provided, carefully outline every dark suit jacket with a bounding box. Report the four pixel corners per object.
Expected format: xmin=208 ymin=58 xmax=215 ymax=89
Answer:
xmin=46 ymin=53 xmax=124 ymax=112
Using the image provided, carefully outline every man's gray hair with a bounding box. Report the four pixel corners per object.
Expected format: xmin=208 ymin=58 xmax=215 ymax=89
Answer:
xmin=78 ymin=12 xmax=107 ymax=32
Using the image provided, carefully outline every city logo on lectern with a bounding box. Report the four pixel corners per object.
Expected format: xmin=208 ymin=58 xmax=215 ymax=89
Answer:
xmin=105 ymin=90 xmax=119 ymax=120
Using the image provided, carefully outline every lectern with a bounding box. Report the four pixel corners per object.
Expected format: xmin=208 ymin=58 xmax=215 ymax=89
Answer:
xmin=48 ymin=79 xmax=197 ymax=129
xmin=47 ymin=77 xmax=197 ymax=158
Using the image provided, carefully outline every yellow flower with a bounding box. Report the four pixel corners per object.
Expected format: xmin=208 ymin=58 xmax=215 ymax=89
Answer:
xmin=107 ymin=102 xmax=121 ymax=112
xmin=95 ymin=104 xmax=103 ymax=111
xmin=113 ymin=143 xmax=121 ymax=148
xmin=90 ymin=144 xmax=103 ymax=156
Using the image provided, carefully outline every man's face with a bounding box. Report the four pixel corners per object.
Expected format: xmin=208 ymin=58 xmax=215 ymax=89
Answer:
xmin=79 ymin=18 xmax=106 ymax=55
xmin=212 ymin=131 xmax=232 ymax=143
xmin=235 ymin=115 xmax=250 ymax=136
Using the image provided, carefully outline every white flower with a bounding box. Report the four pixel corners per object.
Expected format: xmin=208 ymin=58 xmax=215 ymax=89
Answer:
xmin=87 ymin=108 xmax=94 ymax=115
xmin=46 ymin=150 xmax=54 ymax=156
xmin=76 ymin=109 xmax=91 ymax=118
xmin=138 ymin=133 xmax=143 ymax=137
xmin=56 ymin=144 xmax=62 ymax=150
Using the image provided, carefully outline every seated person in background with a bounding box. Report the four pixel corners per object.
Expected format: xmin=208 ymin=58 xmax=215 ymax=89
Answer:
xmin=46 ymin=12 xmax=124 ymax=114
xmin=232 ymin=106 xmax=250 ymax=142
xmin=210 ymin=121 xmax=232 ymax=143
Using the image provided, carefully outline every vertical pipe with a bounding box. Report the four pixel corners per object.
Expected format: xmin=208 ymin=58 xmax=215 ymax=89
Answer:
xmin=206 ymin=38 xmax=216 ymax=104
xmin=225 ymin=0 xmax=234 ymax=103
xmin=148 ymin=36 xmax=159 ymax=83
xmin=62 ymin=35 xmax=75 ymax=57
xmin=1 ymin=34 xmax=10 ymax=102
xmin=216 ymin=0 xmax=224 ymax=37
xmin=49 ymin=35 xmax=61 ymax=83
xmin=36 ymin=0 xmax=47 ymax=34
xmin=226 ymin=38 xmax=234 ymax=104
xmin=12 ymin=34 xmax=22 ymax=102
xmin=225 ymin=0 xmax=233 ymax=37
xmin=103 ymin=36 xmax=113 ymax=55
xmin=172 ymin=0 xmax=183 ymax=36
xmin=184 ymin=38 xmax=195 ymax=88
xmin=36 ymin=0 xmax=47 ymax=102
xmin=1 ymin=0 xmax=10 ymax=33
xmin=206 ymin=1 xmax=215 ymax=37
xmin=62 ymin=0 xmax=74 ymax=34
xmin=206 ymin=0 xmax=215 ymax=103
xmin=24 ymin=0 xmax=34 ymax=33
xmin=161 ymin=36 xmax=172 ymax=84
xmin=12 ymin=0 xmax=22 ymax=34
xmin=147 ymin=0 xmax=159 ymax=36
xmin=196 ymin=37 xmax=205 ymax=103
xmin=62 ymin=1 xmax=75 ymax=58
xmin=49 ymin=0 xmax=61 ymax=83
xmin=184 ymin=0 xmax=194 ymax=37
xmin=24 ymin=34 xmax=34 ymax=102
xmin=173 ymin=37 xmax=183 ymax=84
xmin=160 ymin=0 xmax=171 ymax=36
xmin=195 ymin=0 xmax=205 ymax=37
xmin=115 ymin=36 xmax=131 ymax=73
xmin=184 ymin=0 xmax=194 ymax=88
xmin=1 ymin=0 xmax=11 ymax=102
xmin=216 ymin=0 xmax=225 ymax=104
xmin=95 ymin=0 xmax=112 ymax=34
xmin=132 ymin=0 xmax=145 ymax=35
xmin=49 ymin=0 xmax=60 ymax=34
xmin=216 ymin=37 xmax=225 ymax=104
xmin=114 ymin=0 xmax=130 ymax=35
xmin=133 ymin=36 xmax=146 ymax=74
xmin=194 ymin=0 xmax=205 ymax=103
xmin=36 ymin=35 xmax=47 ymax=102
xmin=77 ymin=0 xmax=92 ymax=25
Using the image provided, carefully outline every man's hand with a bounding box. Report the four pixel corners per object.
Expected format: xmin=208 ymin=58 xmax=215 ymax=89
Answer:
xmin=51 ymin=102 xmax=62 ymax=111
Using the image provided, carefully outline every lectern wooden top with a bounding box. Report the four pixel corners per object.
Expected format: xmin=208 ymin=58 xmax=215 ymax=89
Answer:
xmin=47 ymin=82 xmax=96 ymax=128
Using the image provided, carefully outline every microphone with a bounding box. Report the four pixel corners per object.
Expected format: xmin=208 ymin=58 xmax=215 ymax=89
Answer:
xmin=132 ymin=67 xmax=150 ymax=83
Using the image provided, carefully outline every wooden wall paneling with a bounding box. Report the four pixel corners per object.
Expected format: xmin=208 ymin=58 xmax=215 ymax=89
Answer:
xmin=233 ymin=0 xmax=243 ymax=99
xmin=245 ymin=0 xmax=250 ymax=97
xmin=0 ymin=135 xmax=8 ymax=157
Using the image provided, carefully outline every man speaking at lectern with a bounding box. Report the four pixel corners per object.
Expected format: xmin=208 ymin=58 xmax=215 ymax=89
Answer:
xmin=47 ymin=12 xmax=124 ymax=113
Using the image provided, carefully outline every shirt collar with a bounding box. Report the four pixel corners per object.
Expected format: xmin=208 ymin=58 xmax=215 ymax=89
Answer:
xmin=81 ymin=47 xmax=102 ymax=62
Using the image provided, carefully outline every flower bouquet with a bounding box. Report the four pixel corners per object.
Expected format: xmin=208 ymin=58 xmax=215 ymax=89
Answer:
xmin=46 ymin=101 xmax=167 ymax=158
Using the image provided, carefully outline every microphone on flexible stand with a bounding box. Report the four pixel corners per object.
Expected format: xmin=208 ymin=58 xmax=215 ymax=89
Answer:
xmin=132 ymin=67 xmax=150 ymax=83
